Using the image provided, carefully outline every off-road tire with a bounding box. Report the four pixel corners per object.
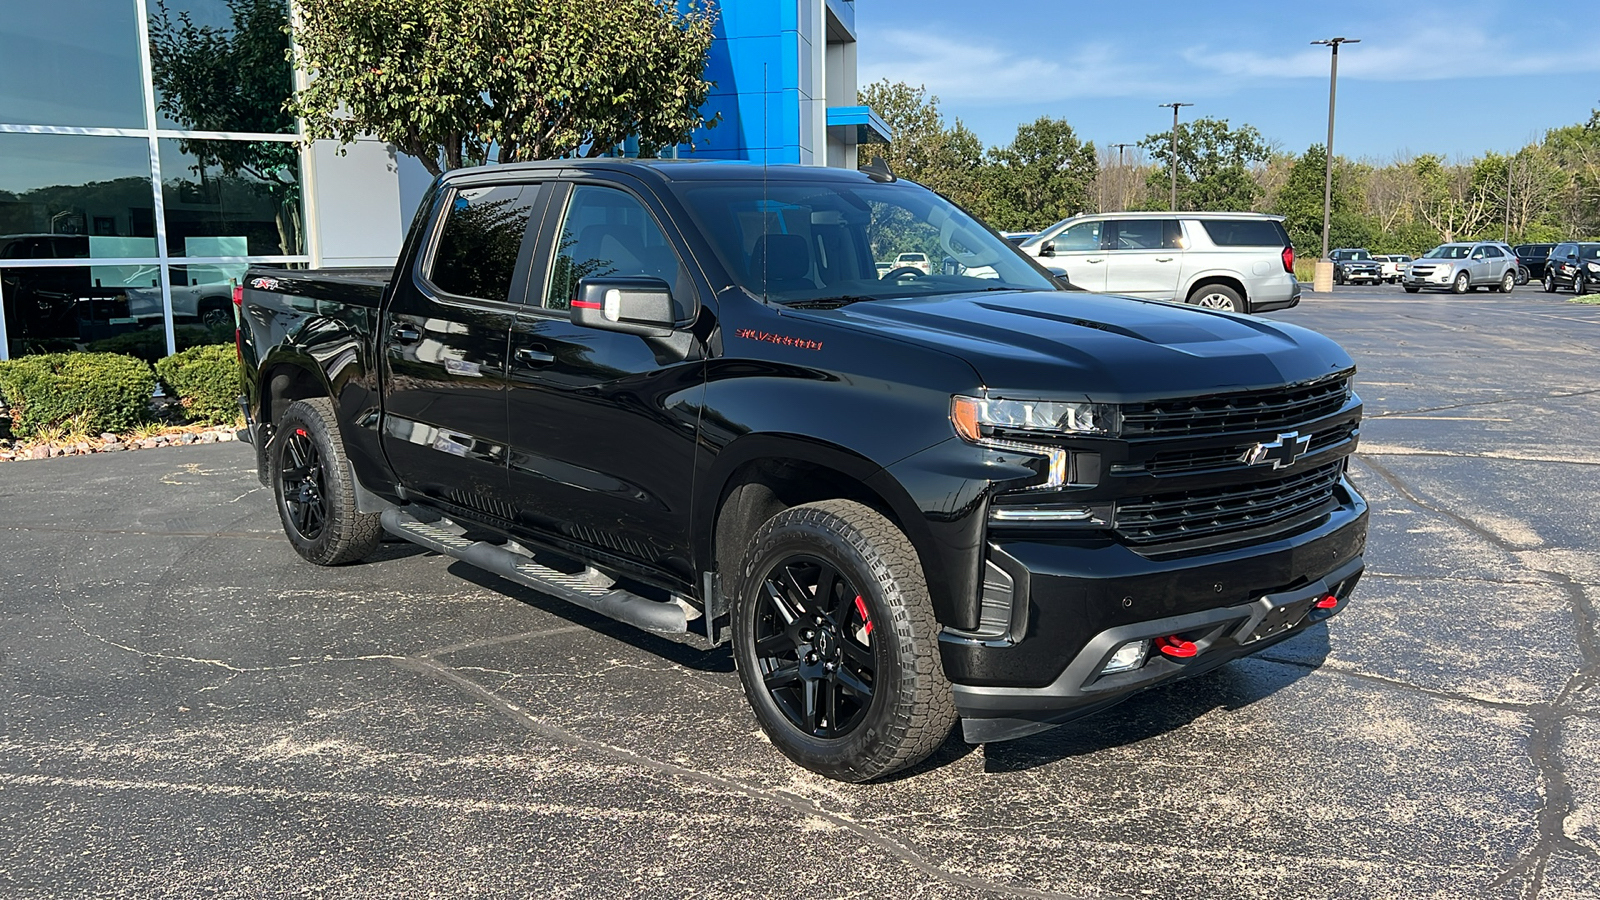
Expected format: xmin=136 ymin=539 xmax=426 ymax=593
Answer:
xmin=270 ymin=398 xmax=381 ymax=566
xmin=733 ymin=500 xmax=955 ymax=782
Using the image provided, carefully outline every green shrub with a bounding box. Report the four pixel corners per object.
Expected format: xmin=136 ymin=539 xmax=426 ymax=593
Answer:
xmin=0 ymin=352 xmax=156 ymax=438
xmin=154 ymin=344 xmax=242 ymax=425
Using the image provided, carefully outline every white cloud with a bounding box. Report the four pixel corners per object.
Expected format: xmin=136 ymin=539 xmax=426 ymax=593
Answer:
xmin=858 ymin=31 xmax=1212 ymax=105
xmin=861 ymin=25 xmax=1600 ymax=108
xmin=1186 ymin=30 xmax=1600 ymax=83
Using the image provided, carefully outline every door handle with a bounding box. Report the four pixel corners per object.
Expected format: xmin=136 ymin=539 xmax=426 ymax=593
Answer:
xmin=515 ymin=346 xmax=556 ymax=366
xmin=1155 ymin=257 xmax=1174 ymax=263
xmin=1086 ymin=257 xmax=1104 ymax=264
xmin=390 ymin=325 xmax=421 ymax=344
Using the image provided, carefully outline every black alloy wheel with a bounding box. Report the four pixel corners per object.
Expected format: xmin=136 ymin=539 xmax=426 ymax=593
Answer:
xmin=732 ymin=500 xmax=955 ymax=781
xmin=752 ymin=556 xmax=877 ymax=739
xmin=269 ymin=398 xmax=381 ymax=566
xmin=279 ymin=428 xmax=327 ymax=541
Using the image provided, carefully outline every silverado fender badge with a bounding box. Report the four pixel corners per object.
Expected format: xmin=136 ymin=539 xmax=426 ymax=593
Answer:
xmin=1241 ymin=431 xmax=1311 ymax=469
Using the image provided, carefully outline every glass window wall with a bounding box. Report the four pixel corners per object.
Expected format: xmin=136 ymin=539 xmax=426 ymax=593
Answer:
xmin=0 ymin=1 xmax=307 ymax=360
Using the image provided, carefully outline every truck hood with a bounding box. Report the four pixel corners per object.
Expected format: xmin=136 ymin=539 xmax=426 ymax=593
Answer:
xmin=783 ymin=290 xmax=1354 ymax=400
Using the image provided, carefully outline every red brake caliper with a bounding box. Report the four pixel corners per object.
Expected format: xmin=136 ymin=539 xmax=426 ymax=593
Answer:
xmin=853 ymin=595 xmax=873 ymax=637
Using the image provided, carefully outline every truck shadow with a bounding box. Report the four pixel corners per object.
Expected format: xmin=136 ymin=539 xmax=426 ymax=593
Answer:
xmin=973 ymin=626 xmax=1333 ymax=775
xmin=443 ymin=560 xmax=736 ymax=675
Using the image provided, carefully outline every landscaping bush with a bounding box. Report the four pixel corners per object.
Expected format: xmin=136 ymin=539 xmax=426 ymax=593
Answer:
xmin=0 ymin=353 xmax=156 ymax=438
xmin=154 ymin=344 xmax=242 ymax=425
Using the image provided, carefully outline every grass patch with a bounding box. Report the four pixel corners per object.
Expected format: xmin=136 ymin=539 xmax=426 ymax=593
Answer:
xmin=1570 ymin=294 xmax=1600 ymax=304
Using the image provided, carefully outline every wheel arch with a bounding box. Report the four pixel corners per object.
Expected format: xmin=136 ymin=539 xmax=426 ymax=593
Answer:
xmin=699 ymin=434 xmax=960 ymax=628
xmin=1184 ymin=274 xmax=1249 ymax=308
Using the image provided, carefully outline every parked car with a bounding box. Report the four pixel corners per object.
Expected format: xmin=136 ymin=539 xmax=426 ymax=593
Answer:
xmin=892 ymin=251 xmax=931 ymax=274
xmin=1329 ymin=249 xmax=1382 ymax=285
xmin=238 ymin=159 xmax=1366 ymax=782
xmin=1541 ymin=242 xmax=1600 ymax=294
xmin=1514 ymin=243 xmax=1554 ymax=284
xmin=1015 ymin=211 xmax=1299 ymax=313
xmin=1375 ymin=255 xmax=1411 ymax=284
xmin=1002 ymin=231 xmax=1038 ymax=246
xmin=1404 ymin=242 xmax=1520 ymax=294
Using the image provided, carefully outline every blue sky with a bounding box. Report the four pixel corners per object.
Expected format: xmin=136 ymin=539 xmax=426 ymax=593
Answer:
xmin=853 ymin=0 xmax=1599 ymax=163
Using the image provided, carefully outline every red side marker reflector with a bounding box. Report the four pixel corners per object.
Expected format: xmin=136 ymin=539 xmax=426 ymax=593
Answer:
xmin=1315 ymin=595 xmax=1339 ymax=609
xmin=853 ymin=595 xmax=873 ymax=636
xmin=572 ymin=300 xmax=602 ymax=309
xmin=1156 ymin=635 xmax=1197 ymax=658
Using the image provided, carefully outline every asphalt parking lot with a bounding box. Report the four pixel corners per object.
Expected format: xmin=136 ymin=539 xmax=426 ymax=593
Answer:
xmin=2 ymin=284 xmax=1598 ymax=899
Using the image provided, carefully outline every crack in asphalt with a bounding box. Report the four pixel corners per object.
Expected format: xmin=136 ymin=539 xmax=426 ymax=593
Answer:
xmin=1353 ymin=453 xmax=1600 ymax=896
xmin=398 ymin=656 xmax=1108 ymax=900
xmin=1365 ymin=386 xmax=1600 ymax=420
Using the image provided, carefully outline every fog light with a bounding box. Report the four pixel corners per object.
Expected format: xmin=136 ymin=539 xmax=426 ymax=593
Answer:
xmin=1100 ymin=640 xmax=1150 ymax=674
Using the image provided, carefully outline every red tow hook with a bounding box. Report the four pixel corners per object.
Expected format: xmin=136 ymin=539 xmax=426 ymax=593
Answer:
xmin=1155 ymin=635 xmax=1198 ymax=658
xmin=1314 ymin=594 xmax=1339 ymax=610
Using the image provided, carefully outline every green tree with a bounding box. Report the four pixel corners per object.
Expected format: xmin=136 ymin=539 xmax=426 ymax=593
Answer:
xmin=856 ymin=80 xmax=985 ymax=209
xmin=1140 ymin=117 xmax=1270 ymax=211
xmin=148 ymin=0 xmax=303 ymax=253
xmin=976 ymin=117 xmax=1097 ymax=232
xmin=291 ymin=0 xmax=718 ymax=175
xmin=1272 ymin=145 xmax=1371 ymax=255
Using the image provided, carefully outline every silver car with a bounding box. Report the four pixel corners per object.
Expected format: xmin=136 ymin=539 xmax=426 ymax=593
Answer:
xmin=1404 ymin=242 xmax=1519 ymax=294
xmin=1016 ymin=211 xmax=1299 ymax=314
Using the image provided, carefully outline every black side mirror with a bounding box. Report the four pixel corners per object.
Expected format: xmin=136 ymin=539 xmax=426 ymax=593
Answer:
xmin=1039 ymin=241 xmax=1057 ymax=258
xmin=571 ymin=276 xmax=675 ymax=337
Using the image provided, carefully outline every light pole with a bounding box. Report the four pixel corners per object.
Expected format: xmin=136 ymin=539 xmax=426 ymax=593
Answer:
xmin=1158 ymin=103 xmax=1192 ymax=211
xmin=1504 ymin=154 xmax=1514 ymax=244
xmin=1311 ymin=37 xmax=1357 ymax=291
xmin=1112 ymin=142 xmax=1134 ymax=211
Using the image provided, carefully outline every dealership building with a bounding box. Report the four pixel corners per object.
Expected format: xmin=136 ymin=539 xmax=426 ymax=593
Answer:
xmin=0 ymin=0 xmax=883 ymax=361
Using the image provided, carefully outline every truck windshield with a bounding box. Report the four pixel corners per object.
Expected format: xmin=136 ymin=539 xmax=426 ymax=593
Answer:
xmin=672 ymin=180 xmax=1057 ymax=303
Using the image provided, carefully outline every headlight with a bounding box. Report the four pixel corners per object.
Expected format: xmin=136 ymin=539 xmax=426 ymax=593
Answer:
xmin=950 ymin=396 xmax=1117 ymax=438
xmin=1586 ymin=262 xmax=1599 ymax=274
xmin=951 ymin=395 xmax=1116 ymax=492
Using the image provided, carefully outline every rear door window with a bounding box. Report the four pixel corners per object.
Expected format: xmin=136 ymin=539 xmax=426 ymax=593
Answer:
xmin=427 ymin=183 xmax=540 ymax=302
xmin=1199 ymin=219 xmax=1289 ymax=247
xmin=1106 ymin=219 xmax=1181 ymax=250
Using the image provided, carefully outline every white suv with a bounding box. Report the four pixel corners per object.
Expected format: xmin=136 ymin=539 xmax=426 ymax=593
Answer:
xmin=1015 ymin=212 xmax=1299 ymax=314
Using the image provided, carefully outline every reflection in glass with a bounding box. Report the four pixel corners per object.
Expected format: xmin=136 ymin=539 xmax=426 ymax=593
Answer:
xmin=0 ymin=133 xmax=157 ymax=261
xmin=147 ymin=0 xmax=295 ymax=135
xmin=167 ymin=264 xmax=244 ymax=350
xmin=3 ymin=265 xmax=167 ymax=361
xmin=159 ymin=138 xmax=304 ymax=256
xmin=0 ymin=1 xmax=146 ymax=128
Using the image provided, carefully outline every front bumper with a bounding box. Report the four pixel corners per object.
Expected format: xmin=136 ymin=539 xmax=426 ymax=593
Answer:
xmin=1404 ymin=268 xmax=1457 ymax=288
xmin=943 ymin=477 xmax=1367 ymax=743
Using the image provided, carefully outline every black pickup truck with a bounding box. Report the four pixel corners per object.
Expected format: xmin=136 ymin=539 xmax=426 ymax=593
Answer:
xmin=237 ymin=159 xmax=1367 ymax=781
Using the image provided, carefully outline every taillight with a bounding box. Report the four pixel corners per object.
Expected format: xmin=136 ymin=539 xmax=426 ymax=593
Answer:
xmin=232 ymin=284 xmax=244 ymax=361
xmin=1281 ymin=245 xmax=1295 ymax=274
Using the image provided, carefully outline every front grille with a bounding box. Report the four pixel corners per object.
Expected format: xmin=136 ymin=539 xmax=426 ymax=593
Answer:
xmin=1139 ymin=422 xmax=1356 ymax=477
xmin=1121 ymin=375 xmax=1352 ymax=439
xmin=1114 ymin=461 xmax=1343 ymax=546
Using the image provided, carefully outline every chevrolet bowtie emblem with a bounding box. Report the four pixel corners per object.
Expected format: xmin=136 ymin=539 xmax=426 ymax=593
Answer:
xmin=1241 ymin=431 xmax=1311 ymax=469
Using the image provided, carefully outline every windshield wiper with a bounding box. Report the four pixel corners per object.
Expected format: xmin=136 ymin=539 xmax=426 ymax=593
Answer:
xmin=782 ymin=295 xmax=879 ymax=309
